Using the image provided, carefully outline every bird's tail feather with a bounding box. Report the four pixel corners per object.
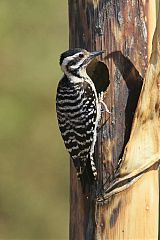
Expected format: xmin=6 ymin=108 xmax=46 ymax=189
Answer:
xmin=78 ymin=161 xmax=96 ymax=194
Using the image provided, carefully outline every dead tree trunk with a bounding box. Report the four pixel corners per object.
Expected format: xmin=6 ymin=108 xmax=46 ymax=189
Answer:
xmin=69 ymin=0 xmax=159 ymax=239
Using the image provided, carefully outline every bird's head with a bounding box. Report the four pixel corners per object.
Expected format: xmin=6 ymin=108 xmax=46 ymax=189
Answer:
xmin=59 ymin=48 xmax=104 ymax=78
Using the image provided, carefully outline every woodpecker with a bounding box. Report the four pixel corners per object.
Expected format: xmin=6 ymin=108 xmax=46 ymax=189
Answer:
xmin=56 ymin=48 xmax=109 ymax=187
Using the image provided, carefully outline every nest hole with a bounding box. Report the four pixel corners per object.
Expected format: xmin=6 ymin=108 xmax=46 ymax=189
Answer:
xmin=87 ymin=59 xmax=110 ymax=94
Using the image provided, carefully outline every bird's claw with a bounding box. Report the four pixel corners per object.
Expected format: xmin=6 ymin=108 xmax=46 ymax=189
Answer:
xmin=98 ymin=92 xmax=111 ymax=114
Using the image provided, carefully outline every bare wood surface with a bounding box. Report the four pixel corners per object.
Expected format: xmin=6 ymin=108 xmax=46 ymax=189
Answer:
xmin=97 ymin=1 xmax=160 ymax=238
xmin=120 ymin=0 xmax=160 ymax=175
xmin=96 ymin=170 xmax=159 ymax=239
xmin=142 ymin=0 xmax=157 ymax=59
xmin=69 ymin=0 xmax=158 ymax=239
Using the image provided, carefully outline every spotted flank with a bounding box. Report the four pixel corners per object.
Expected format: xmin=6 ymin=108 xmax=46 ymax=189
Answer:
xmin=90 ymin=158 xmax=97 ymax=178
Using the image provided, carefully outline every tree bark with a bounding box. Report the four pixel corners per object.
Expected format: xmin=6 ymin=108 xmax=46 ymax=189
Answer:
xmin=69 ymin=0 xmax=159 ymax=239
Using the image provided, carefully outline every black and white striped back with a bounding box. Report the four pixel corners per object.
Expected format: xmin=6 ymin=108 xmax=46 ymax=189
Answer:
xmin=56 ymin=75 xmax=99 ymax=179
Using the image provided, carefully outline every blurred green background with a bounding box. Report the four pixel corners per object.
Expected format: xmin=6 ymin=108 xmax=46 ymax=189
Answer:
xmin=0 ymin=0 xmax=68 ymax=239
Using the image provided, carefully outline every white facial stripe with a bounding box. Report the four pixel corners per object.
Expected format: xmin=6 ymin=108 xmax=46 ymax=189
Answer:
xmin=62 ymin=52 xmax=82 ymax=66
xmin=61 ymin=51 xmax=90 ymax=77
xmin=70 ymin=58 xmax=86 ymax=70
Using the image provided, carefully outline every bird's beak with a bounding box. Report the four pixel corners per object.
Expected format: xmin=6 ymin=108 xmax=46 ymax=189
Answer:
xmin=90 ymin=50 xmax=104 ymax=58
xmin=82 ymin=50 xmax=104 ymax=67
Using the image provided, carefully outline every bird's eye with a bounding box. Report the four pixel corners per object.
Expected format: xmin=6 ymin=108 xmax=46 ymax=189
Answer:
xmin=79 ymin=53 xmax=84 ymax=58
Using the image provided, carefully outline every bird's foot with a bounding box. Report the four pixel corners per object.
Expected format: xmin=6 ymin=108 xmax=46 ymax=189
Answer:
xmin=98 ymin=92 xmax=111 ymax=114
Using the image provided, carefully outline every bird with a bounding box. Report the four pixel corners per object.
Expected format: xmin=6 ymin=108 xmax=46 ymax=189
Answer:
xmin=56 ymin=48 xmax=110 ymax=190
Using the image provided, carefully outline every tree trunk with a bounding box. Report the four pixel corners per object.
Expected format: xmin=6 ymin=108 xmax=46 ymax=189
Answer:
xmin=69 ymin=0 xmax=159 ymax=239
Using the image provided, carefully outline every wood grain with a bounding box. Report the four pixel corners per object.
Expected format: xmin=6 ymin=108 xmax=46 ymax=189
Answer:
xmin=96 ymin=170 xmax=159 ymax=239
xmin=68 ymin=0 xmax=158 ymax=239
